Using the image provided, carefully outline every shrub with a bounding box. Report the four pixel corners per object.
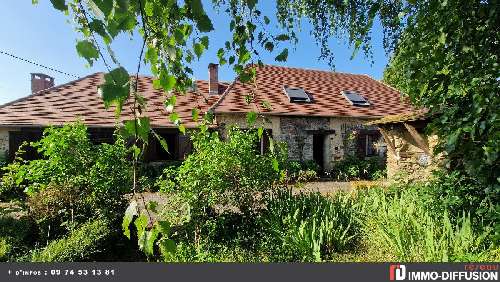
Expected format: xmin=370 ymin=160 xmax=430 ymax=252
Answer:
xmin=260 ymin=189 xmax=361 ymax=262
xmin=426 ymin=170 xmax=498 ymax=230
xmin=1 ymin=123 xmax=133 ymax=224
xmin=0 ymin=210 xmax=35 ymax=261
xmin=360 ymin=187 xmax=494 ymax=262
xmin=286 ymin=160 xmax=319 ymax=183
xmin=162 ymin=127 xmax=286 ymax=215
xmin=30 ymin=218 xmax=112 ymax=262
xmin=329 ymin=155 xmax=385 ymax=181
xmin=28 ymin=182 xmax=91 ymax=238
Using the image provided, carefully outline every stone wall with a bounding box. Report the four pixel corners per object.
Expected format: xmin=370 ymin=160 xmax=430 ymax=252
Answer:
xmin=383 ymin=124 xmax=440 ymax=180
xmin=0 ymin=128 xmax=9 ymax=158
xmin=216 ymin=113 xmax=378 ymax=171
xmin=279 ymin=116 xmax=330 ymax=162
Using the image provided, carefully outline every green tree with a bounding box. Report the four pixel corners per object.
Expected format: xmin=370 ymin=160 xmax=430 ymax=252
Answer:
xmin=383 ymin=0 xmax=499 ymax=222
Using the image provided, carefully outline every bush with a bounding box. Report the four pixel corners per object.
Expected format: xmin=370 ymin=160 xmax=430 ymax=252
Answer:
xmin=1 ymin=123 xmax=133 ymax=225
xmin=161 ymin=127 xmax=286 ymax=215
xmin=286 ymin=160 xmax=319 ymax=183
xmin=360 ymin=186 xmax=494 ymax=262
xmin=30 ymin=218 xmax=112 ymax=262
xmin=329 ymin=155 xmax=385 ymax=181
xmin=28 ymin=182 xmax=91 ymax=238
xmin=0 ymin=211 xmax=35 ymax=261
xmin=260 ymin=189 xmax=361 ymax=262
xmin=426 ymin=170 xmax=498 ymax=231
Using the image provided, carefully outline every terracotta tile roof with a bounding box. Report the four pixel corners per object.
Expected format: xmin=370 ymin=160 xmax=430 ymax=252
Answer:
xmin=0 ymin=73 xmax=225 ymax=128
xmin=212 ymin=64 xmax=413 ymax=118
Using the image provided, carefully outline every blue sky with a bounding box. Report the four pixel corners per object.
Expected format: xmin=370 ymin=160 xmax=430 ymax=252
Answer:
xmin=0 ymin=0 xmax=389 ymax=105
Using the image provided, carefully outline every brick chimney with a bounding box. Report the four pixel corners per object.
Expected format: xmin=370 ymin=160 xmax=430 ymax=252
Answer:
xmin=208 ymin=63 xmax=219 ymax=95
xmin=31 ymin=73 xmax=54 ymax=93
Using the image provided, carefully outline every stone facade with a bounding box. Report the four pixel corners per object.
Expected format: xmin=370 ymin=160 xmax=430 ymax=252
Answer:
xmin=216 ymin=113 xmax=380 ymax=171
xmin=381 ymin=123 xmax=440 ymax=180
xmin=0 ymin=128 xmax=9 ymax=158
xmin=278 ymin=117 xmax=330 ymax=162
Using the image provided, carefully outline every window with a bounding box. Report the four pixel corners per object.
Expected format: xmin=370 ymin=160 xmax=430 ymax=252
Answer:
xmin=366 ymin=135 xmax=374 ymax=156
xmin=342 ymin=90 xmax=370 ymax=107
xmin=283 ymin=86 xmax=311 ymax=103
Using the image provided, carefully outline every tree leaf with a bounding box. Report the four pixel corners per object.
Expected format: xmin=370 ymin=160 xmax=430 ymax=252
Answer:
xmin=160 ymin=72 xmax=177 ymax=91
xmin=145 ymin=227 xmax=160 ymax=257
xmin=50 ymin=0 xmax=67 ymax=11
xmin=194 ymin=43 xmax=204 ymax=58
xmin=156 ymin=221 xmax=171 ymax=236
xmin=200 ymin=36 xmax=209 ymax=49
xmin=275 ymin=48 xmax=289 ymax=62
xmin=179 ymin=124 xmax=186 ymax=135
xmin=159 ymin=239 xmax=177 ymax=255
xmin=272 ymin=158 xmax=280 ymax=172
xmin=169 ymin=112 xmax=180 ymax=125
xmin=264 ymin=42 xmax=274 ymax=52
xmin=192 ymin=108 xmax=199 ymax=122
xmin=246 ymin=111 xmax=257 ymax=126
xmin=92 ymin=0 xmax=113 ymax=17
xmin=258 ymin=127 xmax=264 ymax=139
xmin=152 ymin=130 xmax=169 ymax=153
xmin=122 ymin=200 xmax=138 ymax=239
xmin=264 ymin=16 xmax=270 ymax=25
xmin=76 ymin=40 xmax=99 ymax=65
xmin=123 ymin=117 xmax=151 ymax=142
xmin=275 ymin=34 xmax=290 ymax=41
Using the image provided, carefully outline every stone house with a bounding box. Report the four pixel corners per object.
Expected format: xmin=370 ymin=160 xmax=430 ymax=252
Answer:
xmin=366 ymin=111 xmax=441 ymax=179
xmin=0 ymin=64 xmax=412 ymax=170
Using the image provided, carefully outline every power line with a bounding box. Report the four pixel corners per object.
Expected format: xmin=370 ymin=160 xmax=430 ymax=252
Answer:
xmin=0 ymin=50 xmax=80 ymax=79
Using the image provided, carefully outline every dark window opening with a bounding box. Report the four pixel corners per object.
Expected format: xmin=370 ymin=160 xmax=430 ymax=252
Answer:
xmin=259 ymin=129 xmax=272 ymax=155
xmin=283 ymin=86 xmax=311 ymax=103
xmin=145 ymin=132 xmax=178 ymax=161
xmin=356 ymin=131 xmax=381 ymax=158
xmin=313 ymin=134 xmax=325 ymax=169
xmin=248 ymin=129 xmax=273 ymax=154
xmin=8 ymin=130 xmax=43 ymax=161
xmin=342 ymin=90 xmax=370 ymax=107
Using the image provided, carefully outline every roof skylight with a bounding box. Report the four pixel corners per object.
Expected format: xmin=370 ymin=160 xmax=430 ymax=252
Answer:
xmin=284 ymin=86 xmax=311 ymax=103
xmin=342 ymin=90 xmax=370 ymax=107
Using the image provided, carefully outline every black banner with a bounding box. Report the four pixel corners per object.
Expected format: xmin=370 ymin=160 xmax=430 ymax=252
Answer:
xmin=0 ymin=263 xmax=498 ymax=282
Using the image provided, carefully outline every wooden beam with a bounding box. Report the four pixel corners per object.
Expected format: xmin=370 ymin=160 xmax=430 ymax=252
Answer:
xmin=403 ymin=122 xmax=430 ymax=155
xmin=378 ymin=127 xmax=397 ymax=157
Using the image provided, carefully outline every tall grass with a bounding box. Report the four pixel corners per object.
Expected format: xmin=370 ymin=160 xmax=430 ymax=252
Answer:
xmin=260 ymin=189 xmax=361 ymax=262
xmin=360 ymin=187 xmax=493 ymax=262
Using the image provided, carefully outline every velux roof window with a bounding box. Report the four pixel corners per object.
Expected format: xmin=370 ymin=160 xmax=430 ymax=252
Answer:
xmin=342 ymin=90 xmax=370 ymax=107
xmin=283 ymin=86 xmax=311 ymax=103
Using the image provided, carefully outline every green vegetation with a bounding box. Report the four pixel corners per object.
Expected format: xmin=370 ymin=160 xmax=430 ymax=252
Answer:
xmin=30 ymin=218 xmax=112 ymax=262
xmin=328 ymin=155 xmax=386 ymax=181
xmin=0 ymin=123 xmax=497 ymax=262
xmin=157 ymin=127 xmax=286 ymax=215
xmin=0 ymin=123 xmax=135 ymax=261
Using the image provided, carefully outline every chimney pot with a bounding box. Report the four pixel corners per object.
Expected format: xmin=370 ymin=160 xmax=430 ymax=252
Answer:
xmin=208 ymin=63 xmax=219 ymax=95
xmin=31 ymin=73 xmax=54 ymax=93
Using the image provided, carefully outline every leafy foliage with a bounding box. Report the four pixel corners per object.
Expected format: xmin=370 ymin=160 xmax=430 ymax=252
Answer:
xmin=30 ymin=218 xmax=112 ymax=262
xmin=383 ymin=0 xmax=499 ymax=226
xmin=0 ymin=209 xmax=35 ymax=262
xmin=0 ymin=123 xmax=133 ymax=229
xmin=164 ymin=127 xmax=286 ymax=215
xmin=328 ymin=155 xmax=386 ymax=181
xmin=285 ymin=160 xmax=320 ymax=183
